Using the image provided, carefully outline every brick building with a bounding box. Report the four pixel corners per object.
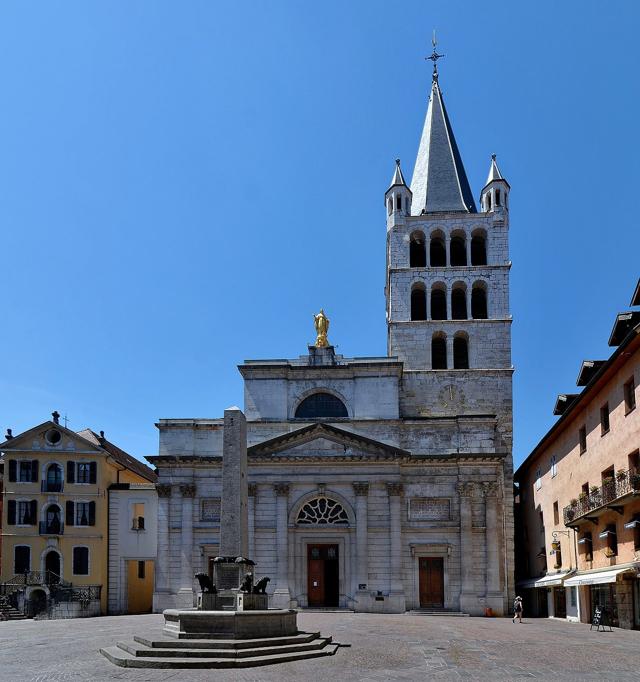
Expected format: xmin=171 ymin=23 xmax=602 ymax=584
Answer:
xmin=150 ymin=56 xmax=515 ymax=616
xmin=515 ymin=280 xmax=640 ymax=629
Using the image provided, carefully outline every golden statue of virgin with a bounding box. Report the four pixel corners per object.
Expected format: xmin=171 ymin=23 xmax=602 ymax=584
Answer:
xmin=313 ymin=309 xmax=330 ymax=347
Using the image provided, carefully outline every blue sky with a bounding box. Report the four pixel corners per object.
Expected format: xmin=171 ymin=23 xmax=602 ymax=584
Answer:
xmin=1 ymin=1 xmax=638 ymax=468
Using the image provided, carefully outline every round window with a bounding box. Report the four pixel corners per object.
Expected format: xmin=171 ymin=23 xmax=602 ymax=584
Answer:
xmin=45 ymin=429 xmax=62 ymax=446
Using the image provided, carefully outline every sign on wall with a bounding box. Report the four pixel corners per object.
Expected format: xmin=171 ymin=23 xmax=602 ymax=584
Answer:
xmin=408 ymin=497 xmax=450 ymax=521
xmin=201 ymin=498 xmax=221 ymax=522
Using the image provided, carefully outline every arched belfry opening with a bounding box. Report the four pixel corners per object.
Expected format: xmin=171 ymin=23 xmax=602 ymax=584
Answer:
xmin=411 ymin=284 xmax=427 ymax=321
xmin=471 ymin=284 xmax=488 ymax=319
xmin=431 ymin=285 xmax=447 ymax=320
xmin=409 ymin=231 xmax=426 ymax=267
xmin=431 ymin=334 xmax=447 ymax=369
xmin=429 ymin=231 xmax=446 ymax=267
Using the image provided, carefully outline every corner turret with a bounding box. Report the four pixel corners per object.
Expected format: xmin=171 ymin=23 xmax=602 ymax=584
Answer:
xmin=481 ymin=154 xmax=510 ymax=213
xmin=385 ymin=159 xmax=411 ymax=228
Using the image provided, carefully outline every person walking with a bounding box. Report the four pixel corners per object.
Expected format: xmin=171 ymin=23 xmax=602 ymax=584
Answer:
xmin=512 ymin=596 xmax=523 ymax=623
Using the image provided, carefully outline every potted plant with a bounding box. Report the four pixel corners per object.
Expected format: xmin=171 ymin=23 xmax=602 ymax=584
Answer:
xmin=579 ymin=491 xmax=588 ymax=503
xmin=631 ymin=472 xmax=640 ymax=491
xmin=590 ymin=485 xmax=600 ymax=496
xmin=570 ymin=498 xmax=578 ymax=507
xmin=616 ymin=470 xmax=627 ymax=482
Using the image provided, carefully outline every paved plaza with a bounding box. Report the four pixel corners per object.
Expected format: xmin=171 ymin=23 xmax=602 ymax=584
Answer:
xmin=0 ymin=612 xmax=638 ymax=681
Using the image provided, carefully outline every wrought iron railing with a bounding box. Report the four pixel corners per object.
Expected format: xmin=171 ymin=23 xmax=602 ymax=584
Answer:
xmin=39 ymin=521 xmax=64 ymax=535
xmin=564 ymin=468 xmax=640 ymax=524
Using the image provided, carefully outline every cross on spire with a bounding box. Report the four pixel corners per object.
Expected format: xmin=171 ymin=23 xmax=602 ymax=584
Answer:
xmin=426 ymin=30 xmax=444 ymax=82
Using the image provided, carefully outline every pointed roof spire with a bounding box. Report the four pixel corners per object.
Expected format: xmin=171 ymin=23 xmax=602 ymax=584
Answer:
xmin=388 ymin=158 xmax=408 ymax=189
xmin=486 ymin=154 xmax=503 ymax=183
xmin=482 ymin=153 xmax=510 ymax=191
xmin=410 ymin=39 xmax=476 ymax=215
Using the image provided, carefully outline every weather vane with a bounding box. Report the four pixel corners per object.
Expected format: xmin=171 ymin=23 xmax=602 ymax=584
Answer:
xmin=426 ymin=30 xmax=444 ymax=81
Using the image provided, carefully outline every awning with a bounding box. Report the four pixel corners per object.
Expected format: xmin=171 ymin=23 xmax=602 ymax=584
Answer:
xmin=534 ymin=571 xmax=574 ymax=588
xmin=565 ymin=566 xmax=636 ymax=587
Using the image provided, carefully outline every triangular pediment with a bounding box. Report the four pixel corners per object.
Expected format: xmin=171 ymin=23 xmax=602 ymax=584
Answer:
xmin=0 ymin=421 xmax=104 ymax=455
xmin=248 ymin=423 xmax=409 ymax=461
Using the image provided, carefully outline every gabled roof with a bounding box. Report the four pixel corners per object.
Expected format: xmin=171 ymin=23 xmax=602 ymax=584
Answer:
xmin=247 ymin=422 xmax=410 ymax=461
xmin=410 ymin=77 xmax=476 ymax=215
xmin=77 ymin=428 xmax=156 ymax=482
xmin=553 ymin=394 xmax=579 ymax=416
xmin=0 ymin=420 xmax=102 ymax=453
xmin=576 ymin=360 xmax=606 ymax=386
xmin=608 ymin=311 xmax=640 ymax=346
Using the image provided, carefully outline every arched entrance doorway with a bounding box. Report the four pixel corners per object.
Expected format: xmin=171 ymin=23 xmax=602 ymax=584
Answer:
xmin=29 ymin=588 xmax=48 ymax=617
xmin=44 ymin=551 xmax=61 ymax=583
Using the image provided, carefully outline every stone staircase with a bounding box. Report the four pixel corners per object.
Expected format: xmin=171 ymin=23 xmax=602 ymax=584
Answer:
xmin=0 ymin=602 xmax=27 ymax=621
xmin=100 ymin=631 xmax=338 ymax=669
xmin=406 ymin=609 xmax=469 ymax=617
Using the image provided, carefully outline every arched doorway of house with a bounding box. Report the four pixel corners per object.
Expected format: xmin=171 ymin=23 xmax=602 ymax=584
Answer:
xmin=44 ymin=551 xmax=61 ymax=583
xmin=29 ymin=588 xmax=48 ymax=616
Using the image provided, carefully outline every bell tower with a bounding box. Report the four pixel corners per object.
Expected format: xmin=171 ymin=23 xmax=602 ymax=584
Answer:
xmin=384 ymin=47 xmax=513 ymax=426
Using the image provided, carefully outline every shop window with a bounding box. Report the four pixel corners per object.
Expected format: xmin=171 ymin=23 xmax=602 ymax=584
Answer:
xmin=624 ymin=376 xmax=636 ymax=414
xmin=600 ymin=403 xmax=610 ymax=435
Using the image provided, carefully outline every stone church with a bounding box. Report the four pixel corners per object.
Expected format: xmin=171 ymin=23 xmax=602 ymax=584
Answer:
xmin=150 ymin=57 xmax=515 ymax=615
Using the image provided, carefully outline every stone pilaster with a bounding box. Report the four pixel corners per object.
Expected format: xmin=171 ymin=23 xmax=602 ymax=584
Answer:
xmin=248 ymin=483 xmax=257 ymax=561
xmin=386 ymin=482 xmax=405 ymax=610
xmin=273 ymin=483 xmax=291 ymax=608
xmin=458 ymin=481 xmax=476 ymax=614
xmin=483 ymin=481 xmax=503 ymax=612
xmin=177 ymin=483 xmax=196 ymax=604
xmin=155 ymin=484 xmax=172 ymax=595
xmin=353 ymin=482 xmax=369 ymax=591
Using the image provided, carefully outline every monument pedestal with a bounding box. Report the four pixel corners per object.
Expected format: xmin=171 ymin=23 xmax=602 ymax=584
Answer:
xmin=271 ymin=588 xmax=291 ymax=610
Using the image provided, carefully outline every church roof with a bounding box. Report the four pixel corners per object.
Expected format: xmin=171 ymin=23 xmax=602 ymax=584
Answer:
xmin=410 ymin=76 xmax=476 ymax=214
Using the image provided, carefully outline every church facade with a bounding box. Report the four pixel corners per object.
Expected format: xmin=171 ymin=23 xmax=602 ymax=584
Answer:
xmin=150 ymin=60 xmax=515 ymax=615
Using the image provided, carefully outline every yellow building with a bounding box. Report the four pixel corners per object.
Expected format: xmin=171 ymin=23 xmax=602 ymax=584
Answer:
xmin=0 ymin=413 xmax=155 ymax=617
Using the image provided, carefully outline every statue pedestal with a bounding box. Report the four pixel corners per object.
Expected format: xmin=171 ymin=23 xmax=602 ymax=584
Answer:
xmin=197 ymin=592 xmax=268 ymax=611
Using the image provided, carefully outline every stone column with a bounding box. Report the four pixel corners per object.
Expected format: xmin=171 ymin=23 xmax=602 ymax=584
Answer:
xmin=484 ymin=482 xmax=502 ymax=611
xmin=446 ymin=335 xmax=454 ymax=370
xmin=446 ymin=285 xmax=452 ymax=320
xmin=445 ymin=236 xmax=451 ymax=266
xmin=178 ymin=483 xmax=196 ymax=604
xmin=458 ymin=482 xmax=476 ymax=614
xmin=387 ymin=482 xmax=405 ymax=611
xmin=248 ymin=483 xmax=257 ymax=561
xmin=353 ymin=482 xmax=369 ymax=591
xmin=155 ymin=484 xmax=172 ymax=591
xmin=466 ymin=235 xmax=472 ymax=266
xmin=273 ymin=483 xmax=291 ymax=608
xmin=466 ymin=287 xmax=472 ymax=321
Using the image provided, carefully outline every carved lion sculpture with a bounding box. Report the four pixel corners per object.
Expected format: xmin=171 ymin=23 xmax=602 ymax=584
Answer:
xmin=194 ymin=572 xmax=217 ymax=594
xmin=252 ymin=576 xmax=270 ymax=594
xmin=239 ymin=572 xmax=254 ymax=593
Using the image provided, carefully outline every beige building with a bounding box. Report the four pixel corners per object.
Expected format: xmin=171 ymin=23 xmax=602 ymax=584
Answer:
xmin=515 ymin=280 xmax=640 ymax=629
xmin=0 ymin=414 xmax=155 ymax=618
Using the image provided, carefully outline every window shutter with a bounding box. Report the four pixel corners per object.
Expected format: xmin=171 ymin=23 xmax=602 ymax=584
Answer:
xmin=89 ymin=462 xmax=97 ymax=484
xmin=66 ymin=501 xmax=75 ymax=526
xmin=7 ymin=500 xmax=16 ymax=525
xmin=29 ymin=500 xmax=37 ymax=525
xmin=88 ymin=501 xmax=96 ymax=526
xmin=31 ymin=460 xmax=39 ymax=483
xmin=8 ymin=460 xmax=16 ymax=482
xmin=67 ymin=461 xmax=75 ymax=484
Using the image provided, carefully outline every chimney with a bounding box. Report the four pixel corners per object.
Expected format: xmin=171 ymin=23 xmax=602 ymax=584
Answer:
xmin=5 ymin=428 xmax=12 ymax=440
xmin=52 ymin=411 xmax=60 ymax=425
xmin=99 ymin=430 xmax=105 ymax=443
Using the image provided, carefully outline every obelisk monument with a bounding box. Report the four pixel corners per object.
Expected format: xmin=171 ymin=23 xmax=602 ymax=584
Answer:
xmin=220 ymin=406 xmax=248 ymax=558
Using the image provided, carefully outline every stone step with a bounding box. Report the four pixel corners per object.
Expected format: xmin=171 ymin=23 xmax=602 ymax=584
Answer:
xmin=0 ymin=608 xmax=27 ymax=620
xmin=406 ymin=610 xmax=469 ymax=616
xmin=118 ymin=636 xmax=332 ymax=659
xmin=99 ymin=642 xmax=339 ymax=669
xmin=134 ymin=631 xmax=320 ymax=650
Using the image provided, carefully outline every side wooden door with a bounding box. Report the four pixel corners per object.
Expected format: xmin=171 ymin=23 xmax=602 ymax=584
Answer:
xmin=419 ymin=557 xmax=444 ymax=608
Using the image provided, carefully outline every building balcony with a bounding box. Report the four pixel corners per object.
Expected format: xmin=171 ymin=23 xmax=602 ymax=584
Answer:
xmin=563 ymin=468 xmax=640 ymax=526
xmin=41 ymin=480 xmax=63 ymax=493
xmin=39 ymin=521 xmax=64 ymax=536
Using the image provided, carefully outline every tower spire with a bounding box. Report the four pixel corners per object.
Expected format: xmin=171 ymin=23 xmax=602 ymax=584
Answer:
xmin=410 ymin=37 xmax=476 ymax=215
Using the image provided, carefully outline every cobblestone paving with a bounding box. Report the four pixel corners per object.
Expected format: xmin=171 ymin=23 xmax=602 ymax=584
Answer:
xmin=0 ymin=613 xmax=638 ymax=681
